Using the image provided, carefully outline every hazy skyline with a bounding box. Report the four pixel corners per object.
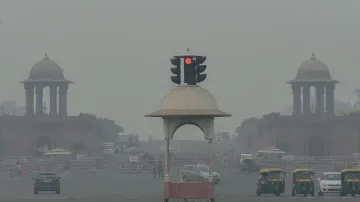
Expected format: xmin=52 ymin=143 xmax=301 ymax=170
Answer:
xmin=1 ymin=0 xmax=360 ymax=140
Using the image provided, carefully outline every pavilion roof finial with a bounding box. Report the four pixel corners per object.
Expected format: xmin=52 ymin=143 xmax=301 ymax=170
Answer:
xmin=310 ymin=52 xmax=316 ymax=60
xmin=43 ymin=52 xmax=49 ymax=60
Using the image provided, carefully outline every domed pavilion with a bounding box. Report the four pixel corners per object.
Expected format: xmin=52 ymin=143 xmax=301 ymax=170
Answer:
xmin=287 ymin=53 xmax=339 ymax=116
xmin=238 ymin=53 xmax=360 ymax=156
xmin=0 ymin=53 xmax=122 ymax=156
xmin=19 ymin=53 xmax=73 ymax=116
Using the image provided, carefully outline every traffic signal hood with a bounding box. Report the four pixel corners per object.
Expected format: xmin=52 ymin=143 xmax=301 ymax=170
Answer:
xmin=170 ymin=58 xmax=181 ymax=84
xmin=195 ymin=56 xmax=207 ymax=83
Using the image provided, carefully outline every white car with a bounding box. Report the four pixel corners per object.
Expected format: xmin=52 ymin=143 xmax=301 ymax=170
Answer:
xmin=317 ymin=172 xmax=341 ymax=196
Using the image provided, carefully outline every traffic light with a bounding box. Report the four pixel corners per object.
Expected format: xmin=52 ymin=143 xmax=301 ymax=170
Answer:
xmin=195 ymin=56 xmax=207 ymax=83
xmin=170 ymin=57 xmax=181 ymax=84
xmin=183 ymin=57 xmax=196 ymax=85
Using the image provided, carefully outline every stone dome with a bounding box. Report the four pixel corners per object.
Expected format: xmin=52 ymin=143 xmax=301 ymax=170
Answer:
xmin=295 ymin=53 xmax=332 ymax=81
xmin=28 ymin=53 xmax=65 ymax=80
xmin=146 ymin=85 xmax=231 ymax=117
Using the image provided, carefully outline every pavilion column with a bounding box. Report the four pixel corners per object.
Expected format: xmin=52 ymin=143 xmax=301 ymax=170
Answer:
xmin=316 ymin=84 xmax=325 ymax=115
xmin=35 ymin=85 xmax=44 ymax=115
xmin=58 ymin=85 xmax=68 ymax=116
xmin=49 ymin=85 xmax=58 ymax=116
xmin=25 ymin=84 xmax=34 ymax=116
xmin=302 ymin=85 xmax=311 ymax=115
xmin=326 ymin=84 xmax=335 ymax=116
xmin=292 ymin=84 xmax=301 ymax=116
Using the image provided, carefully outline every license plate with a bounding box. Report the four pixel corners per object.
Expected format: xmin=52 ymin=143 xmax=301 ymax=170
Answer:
xmin=44 ymin=179 xmax=52 ymax=183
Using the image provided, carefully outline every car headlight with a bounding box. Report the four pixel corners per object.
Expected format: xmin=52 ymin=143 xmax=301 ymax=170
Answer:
xmin=322 ymin=183 xmax=328 ymax=187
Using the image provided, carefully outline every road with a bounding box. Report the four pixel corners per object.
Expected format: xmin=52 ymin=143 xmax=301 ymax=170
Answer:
xmin=0 ymin=166 xmax=358 ymax=201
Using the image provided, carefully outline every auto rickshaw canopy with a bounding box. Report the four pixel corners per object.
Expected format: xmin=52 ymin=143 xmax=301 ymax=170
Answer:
xmin=293 ymin=168 xmax=313 ymax=173
xmin=260 ymin=168 xmax=285 ymax=174
xmin=341 ymin=168 xmax=360 ymax=173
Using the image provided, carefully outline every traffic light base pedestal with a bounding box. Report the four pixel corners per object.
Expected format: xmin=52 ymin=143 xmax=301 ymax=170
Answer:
xmin=164 ymin=181 xmax=215 ymax=202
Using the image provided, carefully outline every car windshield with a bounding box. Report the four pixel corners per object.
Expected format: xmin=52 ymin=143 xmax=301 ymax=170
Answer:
xmin=267 ymin=172 xmax=284 ymax=179
xmin=103 ymin=145 xmax=113 ymax=150
xmin=118 ymin=136 xmax=128 ymax=141
xmin=323 ymin=173 xmax=341 ymax=180
xmin=39 ymin=173 xmax=57 ymax=179
xmin=295 ymin=171 xmax=312 ymax=179
xmin=344 ymin=172 xmax=360 ymax=179
xmin=198 ymin=165 xmax=209 ymax=172
xmin=244 ymin=159 xmax=254 ymax=165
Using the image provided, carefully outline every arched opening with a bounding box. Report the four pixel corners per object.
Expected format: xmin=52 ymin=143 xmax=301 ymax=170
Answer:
xmin=310 ymin=86 xmax=316 ymax=114
xmin=309 ymin=136 xmax=325 ymax=156
xmin=42 ymin=86 xmax=50 ymax=115
xmin=35 ymin=136 xmax=52 ymax=154
xmin=173 ymin=123 xmax=204 ymax=140
xmin=172 ymin=123 xmax=205 ymax=153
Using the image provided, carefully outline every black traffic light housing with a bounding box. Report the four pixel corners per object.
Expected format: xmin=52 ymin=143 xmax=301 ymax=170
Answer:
xmin=183 ymin=57 xmax=196 ymax=85
xmin=195 ymin=56 xmax=207 ymax=83
xmin=170 ymin=57 xmax=181 ymax=84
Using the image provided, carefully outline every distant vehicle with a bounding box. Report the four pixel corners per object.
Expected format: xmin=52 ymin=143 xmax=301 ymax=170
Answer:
xmin=33 ymin=172 xmax=60 ymax=194
xmin=239 ymin=154 xmax=260 ymax=173
xmin=317 ymin=172 xmax=341 ymax=196
xmin=101 ymin=142 xmax=116 ymax=156
xmin=181 ymin=164 xmax=220 ymax=184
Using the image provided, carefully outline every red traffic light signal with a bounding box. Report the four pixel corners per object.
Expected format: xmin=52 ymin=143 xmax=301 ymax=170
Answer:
xmin=184 ymin=57 xmax=192 ymax=65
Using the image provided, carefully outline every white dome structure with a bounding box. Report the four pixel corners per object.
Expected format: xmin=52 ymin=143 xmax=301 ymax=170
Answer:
xmin=146 ymin=85 xmax=230 ymax=117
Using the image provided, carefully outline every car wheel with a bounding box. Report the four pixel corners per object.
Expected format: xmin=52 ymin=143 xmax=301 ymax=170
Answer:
xmin=56 ymin=187 xmax=60 ymax=194
xmin=34 ymin=189 xmax=38 ymax=195
xmin=182 ymin=176 xmax=187 ymax=182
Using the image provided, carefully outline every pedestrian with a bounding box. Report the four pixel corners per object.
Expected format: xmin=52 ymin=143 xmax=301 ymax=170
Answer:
xmin=153 ymin=167 xmax=157 ymax=178
xmin=223 ymin=153 xmax=227 ymax=165
xmin=15 ymin=162 xmax=22 ymax=178
xmin=157 ymin=160 xmax=163 ymax=178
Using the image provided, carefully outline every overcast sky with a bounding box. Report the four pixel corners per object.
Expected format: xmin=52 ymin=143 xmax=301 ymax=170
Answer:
xmin=1 ymin=0 xmax=360 ymax=140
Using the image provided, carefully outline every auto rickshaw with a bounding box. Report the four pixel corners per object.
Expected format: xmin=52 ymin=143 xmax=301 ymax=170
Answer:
xmin=291 ymin=169 xmax=315 ymax=196
xmin=340 ymin=168 xmax=360 ymax=196
xmin=256 ymin=169 xmax=286 ymax=196
xmin=240 ymin=158 xmax=261 ymax=173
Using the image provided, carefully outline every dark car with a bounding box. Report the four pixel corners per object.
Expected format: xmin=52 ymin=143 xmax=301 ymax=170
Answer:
xmin=33 ymin=172 xmax=60 ymax=194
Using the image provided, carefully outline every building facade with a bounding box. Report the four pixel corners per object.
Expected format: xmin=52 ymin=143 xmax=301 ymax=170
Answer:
xmin=238 ymin=53 xmax=360 ymax=156
xmin=0 ymin=53 xmax=122 ymax=156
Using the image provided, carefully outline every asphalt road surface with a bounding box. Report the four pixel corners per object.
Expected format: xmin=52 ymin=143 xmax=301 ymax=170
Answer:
xmin=0 ymin=166 xmax=358 ymax=201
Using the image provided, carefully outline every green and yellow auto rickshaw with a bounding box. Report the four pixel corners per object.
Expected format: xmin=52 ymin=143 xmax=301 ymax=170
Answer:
xmin=340 ymin=168 xmax=360 ymax=196
xmin=256 ymin=168 xmax=286 ymax=196
xmin=291 ymin=169 xmax=315 ymax=197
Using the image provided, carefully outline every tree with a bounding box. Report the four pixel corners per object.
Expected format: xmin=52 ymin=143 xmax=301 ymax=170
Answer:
xmin=70 ymin=142 xmax=85 ymax=153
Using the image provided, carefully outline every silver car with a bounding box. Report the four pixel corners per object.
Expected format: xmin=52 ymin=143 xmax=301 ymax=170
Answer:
xmin=181 ymin=164 xmax=220 ymax=184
